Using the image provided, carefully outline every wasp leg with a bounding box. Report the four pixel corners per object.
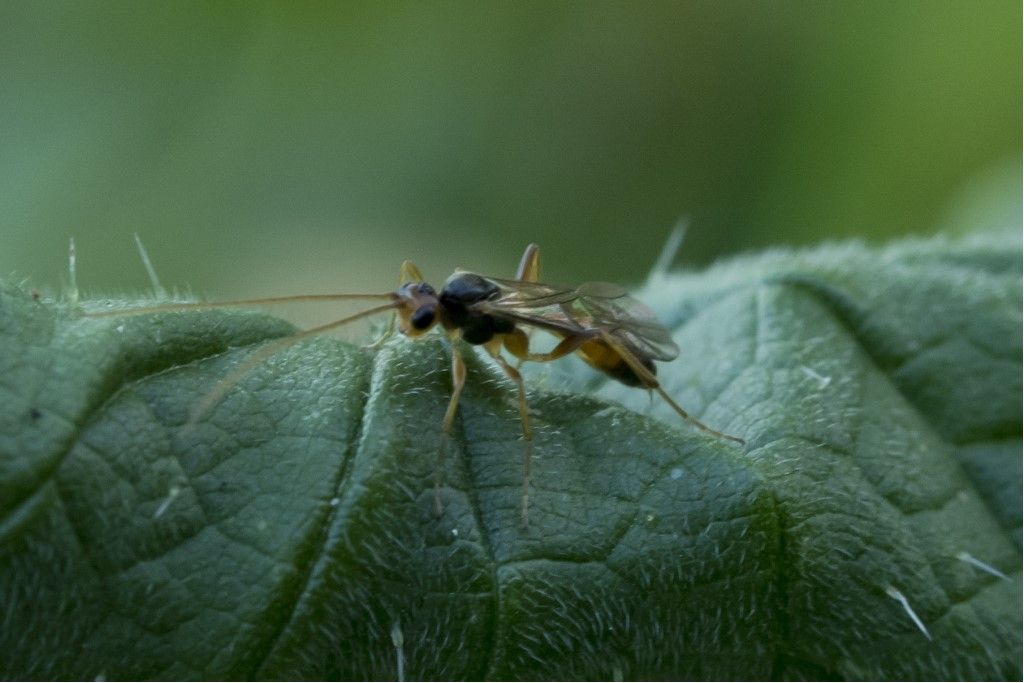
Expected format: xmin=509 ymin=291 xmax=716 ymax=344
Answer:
xmin=363 ymin=312 xmax=396 ymax=350
xmin=437 ymin=343 xmax=467 ymax=516
xmin=512 ymin=244 xmax=542 ymax=368
xmin=502 ymin=327 xmax=592 ymax=364
xmin=511 ymin=245 xmax=589 ymax=346
xmin=365 ymin=260 xmax=421 ymax=349
xmin=515 ymin=243 xmax=541 ymax=282
xmin=597 ymin=331 xmax=745 ymax=446
xmin=400 ymin=259 xmax=425 ymax=284
xmin=485 ymin=340 xmax=534 ymax=529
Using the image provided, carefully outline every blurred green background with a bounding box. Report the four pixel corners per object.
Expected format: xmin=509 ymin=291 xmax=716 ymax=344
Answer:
xmin=2 ymin=1 xmax=1020 ymax=300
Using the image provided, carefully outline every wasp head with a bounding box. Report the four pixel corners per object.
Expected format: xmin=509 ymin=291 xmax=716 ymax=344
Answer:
xmin=394 ymin=282 xmax=440 ymax=337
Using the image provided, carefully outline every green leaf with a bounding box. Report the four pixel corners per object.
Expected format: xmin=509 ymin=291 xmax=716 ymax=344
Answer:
xmin=1 ymin=233 xmax=1019 ymax=680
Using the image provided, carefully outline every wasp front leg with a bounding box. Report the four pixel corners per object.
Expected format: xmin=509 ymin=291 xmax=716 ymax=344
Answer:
xmin=400 ymin=259 xmax=425 ymax=284
xmin=436 ymin=342 xmax=467 ymax=516
xmin=365 ymin=260 xmax=426 ymax=349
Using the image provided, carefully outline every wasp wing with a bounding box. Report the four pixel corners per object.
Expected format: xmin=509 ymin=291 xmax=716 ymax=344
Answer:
xmin=571 ymin=281 xmax=680 ymax=362
xmin=473 ymin=275 xmax=680 ymax=362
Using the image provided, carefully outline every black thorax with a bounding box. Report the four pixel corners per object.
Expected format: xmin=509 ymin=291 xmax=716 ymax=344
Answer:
xmin=439 ymin=273 xmax=515 ymax=344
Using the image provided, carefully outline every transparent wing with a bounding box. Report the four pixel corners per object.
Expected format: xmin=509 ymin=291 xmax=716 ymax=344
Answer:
xmin=572 ymin=282 xmax=680 ymax=361
xmin=477 ymin=275 xmax=582 ymax=308
xmin=474 ymin=275 xmax=680 ymax=362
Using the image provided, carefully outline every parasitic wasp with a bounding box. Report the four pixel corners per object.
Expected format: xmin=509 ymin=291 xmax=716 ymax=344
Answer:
xmin=83 ymin=243 xmax=744 ymax=527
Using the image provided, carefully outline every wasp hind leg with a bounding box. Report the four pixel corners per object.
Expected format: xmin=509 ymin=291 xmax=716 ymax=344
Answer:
xmin=597 ymin=331 xmax=745 ymax=446
xmin=502 ymin=327 xmax=591 ymax=364
xmin=515 ymin=243 xmax=541 ymax=283
xmin=512 ymin=244 xmax=542 ymax=368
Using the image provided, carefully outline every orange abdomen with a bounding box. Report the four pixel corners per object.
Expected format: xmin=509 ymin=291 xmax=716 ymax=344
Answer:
xmin=576 ymin=338 xmax=655 ymax=387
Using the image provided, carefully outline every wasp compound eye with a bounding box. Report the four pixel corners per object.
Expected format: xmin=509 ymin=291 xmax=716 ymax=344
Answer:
xmin=411 ymin=305 xmax=436 ymax=330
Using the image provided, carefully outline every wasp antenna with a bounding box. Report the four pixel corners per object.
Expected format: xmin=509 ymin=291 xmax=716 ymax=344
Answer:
xmin=133 ymin=233 xmax=167 ymax=298
xmin=647 ymin=217 xmax=690 ymax=281
xmin=185 ymin=301 xmax=397 ymax=428
xmin=82 ymin=292 xmax=395 ymax=318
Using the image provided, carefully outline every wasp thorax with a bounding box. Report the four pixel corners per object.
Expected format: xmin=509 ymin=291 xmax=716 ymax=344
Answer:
xmin=439 ymin=273 xmax=513 ymax=344
xmin=395 ymin=282 xmax=439 ymax=336
xmin=439 ymin=273 xmax=500 ymax=312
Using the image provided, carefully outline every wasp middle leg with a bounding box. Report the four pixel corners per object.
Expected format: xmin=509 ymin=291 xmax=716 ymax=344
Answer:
xmin=485 ymin=327 xmax=597 ymax=527
xmin=484 ymin=338 xmax=536 ymax=528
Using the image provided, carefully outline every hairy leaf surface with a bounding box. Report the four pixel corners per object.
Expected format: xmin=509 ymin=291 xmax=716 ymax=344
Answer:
xmin=1 ymin=233 xmax=1019 ymax=680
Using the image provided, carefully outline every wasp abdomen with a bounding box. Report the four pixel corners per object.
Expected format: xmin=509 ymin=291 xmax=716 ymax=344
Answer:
xmin=577 ymin=338 xmax=656 ymax=387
